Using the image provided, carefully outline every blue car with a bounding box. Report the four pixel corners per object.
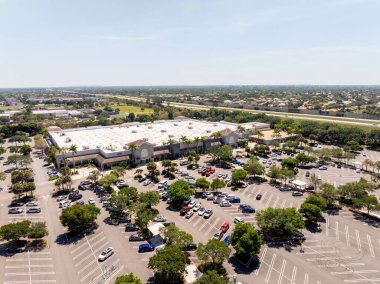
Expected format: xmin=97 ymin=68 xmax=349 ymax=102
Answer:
xmin=138 ymin=243 xmax=155 ymax=253
xmin=224 ymin=235 xmax=231 ymax=245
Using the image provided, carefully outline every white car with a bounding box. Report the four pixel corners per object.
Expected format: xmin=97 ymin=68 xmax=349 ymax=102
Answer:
xmin=57 ymin=195 xmax=68 ymax=202
xmin=193 ymin=204 xmax=201 ymax=212
xmin=98 ymin=247 xmax=113 ymax=261
xmin=185 ymin=211 xmax=194 ymax=219
xmin=26 ymin=201 xmax=39 ymax=207
xmin=88 ymin=197 xmax=95 ymax=204
xmin=143 ymin=179 xmax=152 ymax=186
xmin=153 ymin=215 xmax=167 ymax=222
xmin=220 ymin=201 xmax=231 ymax=207
xmin=198 ymin=207 xmax=206 ymax=216
xmin=188 ymin=201 xmax=196 ymax=208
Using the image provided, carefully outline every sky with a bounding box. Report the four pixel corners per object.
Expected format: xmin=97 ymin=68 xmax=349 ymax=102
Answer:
xmin=0 ymin=0 xmax=379 ymax=87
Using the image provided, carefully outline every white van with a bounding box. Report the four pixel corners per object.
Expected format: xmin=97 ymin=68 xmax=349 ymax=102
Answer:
xmin=234 ymin=216 xmax=245 ymax=224
xmin=158 ymin=180 xmax=168 ymax=188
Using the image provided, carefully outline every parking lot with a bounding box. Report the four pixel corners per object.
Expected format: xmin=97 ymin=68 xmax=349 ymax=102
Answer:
xmin=1 ymin=139 xmax=379 ymax=284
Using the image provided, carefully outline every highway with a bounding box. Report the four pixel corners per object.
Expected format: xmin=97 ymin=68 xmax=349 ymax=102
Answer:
xmin=99 ymin=94 xmax=380 ymax=128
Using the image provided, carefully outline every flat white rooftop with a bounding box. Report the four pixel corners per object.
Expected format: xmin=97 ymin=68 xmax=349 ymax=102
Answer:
xmin=49 ymin=119 xmax=268 ymax=153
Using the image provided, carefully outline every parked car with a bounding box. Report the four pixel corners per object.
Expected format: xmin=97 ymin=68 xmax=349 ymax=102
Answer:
xmin=98 ymin=247 xmax=113 ymax=261
xmin=10 ymin=201 xmax=25 ymax=207
xmin=292 ymin=191 xmax=303 ymax=197
xmin=197 ymin=207 xmax=206 ymax=216
xmin=229 ymin=197 xmax=241 ymax=203
xmin=220 ymin=201 xmax=231 ymax=207
xmin=256 ymin=194 xmax=262 ymax=200
xmin=153 ymin=215 xmax=167 ymax=222
xmin=75 ymin=200 xmax=84 ymax=205
xmin=242 ymin=206 xmax=255 ymax=214
xmin=80 ymin=180 xmax=92 ymax=186
xmin=219 ymin=221 xmax=230 ymax=233
xmin=305 ymin=171 xmax=310 ymax=177
xmin=180 ymin=206 xmax=191 ymax=216
xmin=129 ymin=234 xmax=145 ymax=242
xmin=88 ymin=197 xmax=95 ymax=204
xmin=138 ymin=243 xmax=155 ymax=253
xmin=213 ymin=231 xmax=224 ymax=240
xmin=143 ymin=179 xmax=152 ymax=186
xmin=185 ymin=210 xmax=194 ymax=219
xmin=26 ymin=201 xmax=39 ymax=207
xmin=279 ymin=186 xmax=291 ymax=192
xmin=27 ymin=207 xmax=41 ymax=213
xmin=183 ymin=243 xmax=197 ymax=251
xmin=125 ymin=223 xmax=140 ymax=232
xmin=8 ymin=207 xmax=23 ymax=214
xmin=203 ymin=209 xmax=213 ymax=219
xmin=193 ymin=204 xmax=201 ymax=212
xmin=224 ymin=235 xmax=231 ymax=245
xmin=234 ymin=216 xmax=245 ymax=224
xmin=319 ymin=166 xmax=327 ymax=170
xmin=188 ymin=201 xmax=196 ymax=208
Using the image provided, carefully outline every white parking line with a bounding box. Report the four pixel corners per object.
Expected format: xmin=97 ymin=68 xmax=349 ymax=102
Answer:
xmin=6 ymin=258 xmax=52 ymax=262
xmin=298 ymin=250 xmax=338 ymax=255
xmin=306 ymin=256 xmax=351 ymax=261
xmin=344 ymin=279 xmax=380 ymax=283
xmin=326 ymin=218 xmax=329 ymax=236
xmin=289 ymin=202 xmax=293 ymax=208
xmin=278 ymin=260 xmax=286 ymax=284
xmin=304 ymin=273 xmax=308 ymax=284
xmin=280 ymin=199 xmax=286 ymax=208
xmin=255 ymin=247 xmax=267 ymax=275
xmin=4 ymin=281 xmax=56 ymax=284
xmin=291 ymin=266 xmax=297 ymax=284
xmin=192 ymin=216 xmax=204 ymax=227
xmin=265 ymin=193 xmax=273 ymax=207
xmin=5 ymin=265 xmax=54 ymax=268
xmin=5 ymin=272 xmax=55 ymax=276
xmin=265 ymin=254 xmax=276 ymax=283
xmin=273 ymin=196 xmax=280 ymax=208
xmin=71 ymin=232 xmax=104 ymax=254
xmin=356 ymin=230 xmax=361 ymax=251
xmin=345 ymin=225 xmax=350 ymax=247
xmin=332 ymin=270 xmax=379 ymax=275
xmin=303 ymin=245 xmax=329 ymax=249
xmin=318 ymin=262 xmax=365 ymax=268
xmin=335 ymin=221 xmax=339 ymax=241
xmin=77 ymin=259 xmax=97 ymax=274
xmin=205 ymin=218 xmax=221 ymax=235
xmin=367 ymin=234 xmax=375 ymax=258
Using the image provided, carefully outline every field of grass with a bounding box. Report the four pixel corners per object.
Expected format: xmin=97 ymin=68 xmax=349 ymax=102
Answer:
xmin=0 ymin=106 xmax=13 ymax=111
xmin=113 ymin=105 xmax=154 ymax=115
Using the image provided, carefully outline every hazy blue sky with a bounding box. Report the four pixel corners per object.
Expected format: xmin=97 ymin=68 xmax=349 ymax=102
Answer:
xmin=0 ymin=0 xmax=379 ymax=87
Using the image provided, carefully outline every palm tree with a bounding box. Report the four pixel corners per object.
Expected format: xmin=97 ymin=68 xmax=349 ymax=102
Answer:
xmin=194 ymin=137 xmax=200 ymax=153
xmin=69 ymin=144 xmax=78 ymax=169
xmin=128 ymin=143 xmax=138 ymax=162
xmin=363 ymin=159 xmax=374 ymax=172
xmin=59 ymin=147 xmax=68 ymax=174
xmin=199 ymin=136 xmax=206 ymax=153
xmin=211 ymin=132 xmax=222 ymax=139
xmin=237 ymin=125 xmax=245 ymax=134
xmin=255 ymin=129 xmax=264 ymax=140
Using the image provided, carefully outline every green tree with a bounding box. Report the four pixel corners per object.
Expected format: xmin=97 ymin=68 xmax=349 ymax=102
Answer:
xmin=138 ymin=191 xmax=160 ymax=208
xmin=148 ymin=246 xmax=186 ymax=284
xmin=210 ymin=178 xmax=225 ymax=192
xmin=87 ymin=170 xmax=100 ymax=183
xmin=231 ymin=169 xmax=247 ymax=184
xmin=244 ymin=157 xmax=265 ymax=177
xmin=318 ymin=183 xmax=337 ymax=208
xmin=303 ymin=195 xmax=327 ymax=211
xmin=60 ymin=204 xmax=101 ymax=232
xmin=111 ymin=166 xmax=126 ymax=178
xmin=296 ymin=153 xmax=316 ymax=167
xmin=195 ymin=178 xmax=210 ymax=191
xmin=281 ymin=158 xmax=298 ymax=170
xmin=168 ymin=180 xmax=194 ymax=207
xmin=267 ymin=165 xmax=282 ymax=181
xmin=195 ymin=270 xmax=229 ymax=284
xmin=299 ymin=203 xmax=323 ymax=223
xmin=135 ymin=209 xmax=155 ymax=231
xmin=0 ymin=171 xmax=6 ymax=182
xmin=0 ymin=220 xmax=31 ymax=242
xmin=256 ymin=207 xmax=304 ymax=237
xmin=160 ymin=224 xmax=193 ymax=249
xmin=353 ymin=194 xmax=380 ymax=214
xmin=114 ymin=273 xmax=142 ymax=284
xmin=196 ymin=239 xmax=231 ymax=265
xmin=19 ymin=144 xmax=32 ymax=155
xmin=98 ymin=173 xmax=119 ymax=189
xmin=28 ymin=222 xmax=49 ymax=239
xmin=230 ymin=223 xmax=262 ymax=262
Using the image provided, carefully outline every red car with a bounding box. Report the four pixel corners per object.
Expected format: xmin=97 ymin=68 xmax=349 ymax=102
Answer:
xmin=219 ymin=221 xmax=230 ymax=233
xmin=180 ymin=206 xmax=191 ymax=215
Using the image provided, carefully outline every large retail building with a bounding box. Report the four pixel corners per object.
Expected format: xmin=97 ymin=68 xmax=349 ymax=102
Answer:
xmin=47 ymin=118 xmax=270 ymax=169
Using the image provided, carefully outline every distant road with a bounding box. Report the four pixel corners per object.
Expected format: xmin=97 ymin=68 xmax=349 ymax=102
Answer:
xmin=99 ymin=94 xmax=380 ymax=128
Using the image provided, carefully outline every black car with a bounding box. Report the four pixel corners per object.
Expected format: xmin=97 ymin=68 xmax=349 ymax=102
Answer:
xmin=242 ymin=206 xmax=255 ymax=214
xmin=69 ymin=194 xmax=82 ymax=201
xmin=239 ymin=204 xmax=250 ymax=210
xmin=10 ymin=201 xmax=25 ymax=207
xmin=78 ymin=184 xmax=91 ymax=191
xmin=163 ymin=221 xmax=175 ymax=227
xmin=125 ymin=223 xmax=140 ymax=232
xmin=118 ymin=216 xmax=131 ymax=223
xmin=138 ymin=177 xmax=146 ymax=183
xmin=183 ymin=243 xmax=197 ymax=251
xmin=6 ymin=244 xmax=27 ymax=253
xmin=291 ymin=233 xmax=306 ymax=243
xmin=256 ymin=194 xmax=262 ymax=200
xmin=129 ymin=234 xmax=145 ymax=241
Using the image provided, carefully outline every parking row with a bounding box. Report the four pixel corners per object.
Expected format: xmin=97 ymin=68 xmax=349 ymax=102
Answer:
xmin=69 ymin=231 xmax=124 ymax=284
xmin=3 ymin=249 xmax=56 ymax=284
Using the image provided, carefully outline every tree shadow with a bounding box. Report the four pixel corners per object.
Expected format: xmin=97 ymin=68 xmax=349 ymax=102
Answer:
xmin=55 ymin=225 xmax=98 ymax=246
xmin=228 ymin=255 xmax=259 ymax=275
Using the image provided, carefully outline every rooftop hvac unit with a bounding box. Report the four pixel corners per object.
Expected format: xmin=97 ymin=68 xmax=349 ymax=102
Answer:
xmin=207 ymin=130 xmax=211 ymax=133
xmin=188 ymin=127 xmax=193 ymax=129
xmin=148 ymin=126 xmax=152 ymax=129
xmin=132 ymin=130 xmax=137 ymax=133
xmin=174 ymin=124 xmax=178 ymax=126
xmin=143 ymin=138 xmax=148 ymax=141
xmin=161 ymin=130 xmax=166 ymax=132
